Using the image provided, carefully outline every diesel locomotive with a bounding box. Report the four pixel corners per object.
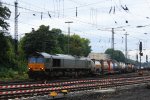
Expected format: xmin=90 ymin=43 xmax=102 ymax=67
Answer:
xmin=28 ymin=52 xmax=136 ymax=79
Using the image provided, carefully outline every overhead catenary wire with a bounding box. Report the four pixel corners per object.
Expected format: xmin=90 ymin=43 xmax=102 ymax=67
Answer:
xmin=3 ymin=1 xmax=150 ymax=50
xmin=4 ymin=0 xmax=149 ymax=26
xmin=2 ymin=0 xmax=134 ymax=30
xmin=3 ymin=0 xmax=146 ymax=35
xmin=2 ymin=1 xmax=108 ymax=29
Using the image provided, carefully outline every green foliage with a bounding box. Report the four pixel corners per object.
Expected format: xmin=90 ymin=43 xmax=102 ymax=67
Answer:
xmin=57 ymin=34 xmax=68 ymax=53
xmin=0 ymin=3 xmax=28 ymax=80
xmin=126 ymin=58 xmax=136 ymax=64
xmin=17 ymin=36 xmax=28 ymax=74
xmin=80 ymin=38 xmax=91 ymax=56
xmin=0 ymin=2 xmax=11 ymax=30
xmin=105 ymin=48 xmax=125 ymax=62
xmin=70 ymin=34 xmax=91 ymax=56
xmin=21 ymin=25 xmax=91 ymax=56
xmin=0 ymin=68 xmax=15 ymax=78
xmin=0 ymin=3 xmax=14 ymax=68
xmin=0 ymin=32 xmax=9 ymax=65
xmin=22 ymin=25 xmax=58 ymax=56
xmin=0 ymin=67 xmax=28 ymax=81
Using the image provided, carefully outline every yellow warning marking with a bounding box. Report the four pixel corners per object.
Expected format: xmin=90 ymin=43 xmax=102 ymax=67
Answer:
xmin=49 ymin=91 xmax=58 ymax=97
xmin=61 ymin=90 xmax=68 ymax=95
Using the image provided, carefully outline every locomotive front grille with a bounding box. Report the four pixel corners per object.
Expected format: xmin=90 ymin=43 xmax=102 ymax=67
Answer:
xmin=28 ymin=63 xmax=45 ymax=71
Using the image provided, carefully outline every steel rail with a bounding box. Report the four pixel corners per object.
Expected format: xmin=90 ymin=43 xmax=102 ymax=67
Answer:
xmin=0 ymin=75 xmax=150 ymax=99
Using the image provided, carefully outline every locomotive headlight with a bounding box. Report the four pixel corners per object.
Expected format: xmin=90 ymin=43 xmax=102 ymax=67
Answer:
xmin=28 ymin=68 xmax=30 ymax=70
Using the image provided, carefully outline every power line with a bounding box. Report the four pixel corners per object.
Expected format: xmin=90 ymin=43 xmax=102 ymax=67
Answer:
xmin=4 ymin=1 xmax=149 ymax=44
xmin=66 ymin=0 xmax=111 ymax=9
xmin=2 ymin=1 xmax=105 ymax=29
xmin=2 ymin=1 xmax=135 ymax=30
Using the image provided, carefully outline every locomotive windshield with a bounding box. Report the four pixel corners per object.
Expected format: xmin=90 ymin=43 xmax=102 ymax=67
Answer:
xmin=29 ymin=57 xmax=36 ymax=63
xmin=37 ymin=58 xmax=44 ymax=63
xmin=28 ymin=57 xmax=44 ymax=63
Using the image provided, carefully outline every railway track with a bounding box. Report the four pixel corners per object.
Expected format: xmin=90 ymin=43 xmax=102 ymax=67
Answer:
xmin=0 ymin=72 xmax=150 ymax=99
xmin=0 ymin=70 xmax=148 ymax=85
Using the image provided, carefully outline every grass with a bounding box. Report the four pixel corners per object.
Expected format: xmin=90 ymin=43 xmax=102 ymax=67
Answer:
xmin=0 ymin=68 xmax=29 ymax=81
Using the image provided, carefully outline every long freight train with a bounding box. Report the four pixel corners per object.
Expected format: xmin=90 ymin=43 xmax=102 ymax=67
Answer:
xmin=28 ymin=52 xmax=136 ymax=79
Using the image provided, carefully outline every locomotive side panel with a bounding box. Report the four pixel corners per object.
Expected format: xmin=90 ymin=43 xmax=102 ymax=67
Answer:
xmin=75 ymin=60 xmax=87 ymax=68
xmin=63 ymin=59 xmax=75 ymax=68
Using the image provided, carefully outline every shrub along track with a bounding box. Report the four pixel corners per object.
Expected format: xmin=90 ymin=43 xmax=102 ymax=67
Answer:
xmin=0 ymin=71 xmax=150 ymax=99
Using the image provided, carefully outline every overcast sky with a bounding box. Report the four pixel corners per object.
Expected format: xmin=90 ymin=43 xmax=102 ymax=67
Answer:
xmin=2 ymin=0 xmax=150 ymax=62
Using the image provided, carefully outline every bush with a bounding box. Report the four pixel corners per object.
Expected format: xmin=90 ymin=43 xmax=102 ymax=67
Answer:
xmin=0 ymin=67 xmax=28 ymax=81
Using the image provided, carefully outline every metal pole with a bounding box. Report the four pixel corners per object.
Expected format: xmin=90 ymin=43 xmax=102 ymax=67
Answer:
xmin=140 ymin=54 xmax=141 ymax=69
xmin=124 ymin=32 xmax=129 ymax=60
xmin=14 ymin=0 xmax=18 ymax=55
xmin=111 ymin=28 xmax=114 ymax=50
xmin=68 ymin=24 xmax=70 ymax=54
xmin=65 ymin=21 xmax=73 ymax=54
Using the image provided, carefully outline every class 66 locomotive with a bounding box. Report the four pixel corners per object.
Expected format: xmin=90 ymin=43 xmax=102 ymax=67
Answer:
xmin=28 ymin=52 xmax=136 ymax=79
xmin=28 ymin=52 xmax=97 ymax=79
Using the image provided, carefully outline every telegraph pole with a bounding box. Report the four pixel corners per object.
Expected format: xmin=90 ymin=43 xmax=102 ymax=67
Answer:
xmin=124 ymin=32 xmax=129 ymax=60
xmin=14 ymin=0 xmax=18 ymax=55
xmin=111 ymin=28 xmax=114 ymax=50
xmin=65 ymin=21 xmax=73 ymax=54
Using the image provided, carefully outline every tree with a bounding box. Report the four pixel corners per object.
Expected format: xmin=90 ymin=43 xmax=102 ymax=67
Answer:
xmin=0 ymin=2 xmax=11 ymax=30
xmin=105 ymin=48 xmax=115 ymax=59
xmin=51 ymin=28 xmax=65 ymax=53
xmin=0 ymin=3 xmax=11 ymax=66
xmin=22 ymin=25 xmax=58 ymax=56
xmin=0 ymin=32 xmax=8 ymax=64
xmin=70 ymin=35 xmax=82 ymax=56
xmin=105 ymin=48 xmax=125 ymax=62
xmin=57 ymin=34 xmax=68 ymax=53
xmin=21 ymin=25 xmax=91 ymax=57
xmin=69 ymin=34 xmax=91 ymax=56
xmin=81 ymin=38 xmax=91 ymax=56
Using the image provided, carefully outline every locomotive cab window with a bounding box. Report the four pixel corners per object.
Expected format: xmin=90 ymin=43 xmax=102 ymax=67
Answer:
xmin=29 ymin=57 xmax=36 ymax=63
xmin=37 ymin=58 xmax=44 ymax=63
xmin=53 ymin=59 xmax=61 ymax=67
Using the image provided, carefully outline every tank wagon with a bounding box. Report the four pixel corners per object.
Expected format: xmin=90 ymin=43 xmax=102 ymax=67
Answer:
xmin=88 ymin=53 xmax=136 ymax=74
xmin=91 ymin=59 xmax=122 ymax=75
xmin=28 ymin=52 xmax=97 ymax=79
xmin=88 ymin=53 xmax=122 ymax=74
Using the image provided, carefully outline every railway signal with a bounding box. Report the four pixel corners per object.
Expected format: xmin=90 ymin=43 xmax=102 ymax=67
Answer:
xmin=146 ymin=55 xmax=148 ymax=62
xmin=139 ymin=42 xmax=142 ymax=52
xmin=139 ymin=41 xmax=143 ymax=75
xmin=139 ymin=41 xmax=143 ymax=57
xmin=139 ymin=52 xmax=143 ymax=56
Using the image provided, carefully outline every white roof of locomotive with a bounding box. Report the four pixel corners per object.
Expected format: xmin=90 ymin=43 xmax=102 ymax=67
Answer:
xmin=38 ymin=52 xmax=51 ymax=58
xmin=55 ymin=54 xmax=91 ymax=60
xmin=37 ymin=52 xmax=91 ymax=60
